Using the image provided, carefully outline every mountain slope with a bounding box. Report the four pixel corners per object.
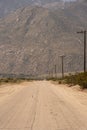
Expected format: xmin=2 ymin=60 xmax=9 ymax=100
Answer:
xmin=0 ymin=0 xmax=77 ymax=18
xmin=0 ymin=1 xmax=87 ymax=77
xmin=0 ymin=0 xmax=62 ymax=17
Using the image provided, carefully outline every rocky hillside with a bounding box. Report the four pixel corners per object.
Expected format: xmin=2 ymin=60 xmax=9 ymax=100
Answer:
xmin=0 ymin=0 xmax=62 ymax=17
xmin=0 ymin=0 xmax=76 ymax=18
xmin=0 ymin=1 xmax=87 ymax=77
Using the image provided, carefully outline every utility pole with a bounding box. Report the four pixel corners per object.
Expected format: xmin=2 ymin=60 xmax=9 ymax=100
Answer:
xmin=54 ymin=65 xmax=57 ymax=78
xmin=77 ymin=30 xmax=87 ymax=72
xmin=60 ymin=55 xmax=65 ymax=78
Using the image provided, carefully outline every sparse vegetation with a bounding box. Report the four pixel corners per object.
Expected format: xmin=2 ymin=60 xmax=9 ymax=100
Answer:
xmin=0 ymin=78 xmax=33 ymax=85
xmin=64 ymin=72 xmax=87 ymax=89
xmin=48 ymin=72 xmax=87 ymax=89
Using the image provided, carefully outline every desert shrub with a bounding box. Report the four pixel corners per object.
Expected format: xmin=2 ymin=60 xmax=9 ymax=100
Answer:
xmin=43 ymin=72 xmax=87 ymax=89
xmin=65 ymin=72 xmax=87 ymax=89
xmin=0 ymin=78 xmax=25 ymax=84
xmin=59 ymin=80 xmax=62 ymax=84
xmin=46 ymin=77 xmax=58 ymax=81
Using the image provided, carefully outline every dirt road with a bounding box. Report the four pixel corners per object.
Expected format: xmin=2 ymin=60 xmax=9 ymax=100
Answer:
xmin=0 ymin=81 xmax=87 ymax=130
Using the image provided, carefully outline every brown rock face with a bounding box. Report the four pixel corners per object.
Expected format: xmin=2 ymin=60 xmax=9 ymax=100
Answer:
xmin=0 ymin=1 xmax=87 ymax=77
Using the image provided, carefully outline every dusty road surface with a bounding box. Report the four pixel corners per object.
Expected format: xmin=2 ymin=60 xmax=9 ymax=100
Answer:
xmin=0 ymin=81 xmax=87 ymax=130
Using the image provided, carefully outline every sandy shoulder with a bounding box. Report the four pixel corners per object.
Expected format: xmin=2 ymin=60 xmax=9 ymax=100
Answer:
xmin=51 ymin=82 xmax=87 ymax=110
xmin=0 ymin=82 xmax=31 ymax=104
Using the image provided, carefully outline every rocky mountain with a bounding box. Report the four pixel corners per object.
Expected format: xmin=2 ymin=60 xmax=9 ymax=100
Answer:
xmin=0 ymin=1 xmax=87 ymax=77
xmin=0 ymin=0 xmax=60 ymax=17
xmin=0 ymin=0 xmax=77 ymax=18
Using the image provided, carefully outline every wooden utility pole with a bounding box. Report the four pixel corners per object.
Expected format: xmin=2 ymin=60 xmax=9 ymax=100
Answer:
xmin=54 ymin=65 xmax=57 ymax=78
xmin=60 ymin=55 xmax=65 ymax=78
xmin=77 ymin=30 xmax=87 ymax=72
